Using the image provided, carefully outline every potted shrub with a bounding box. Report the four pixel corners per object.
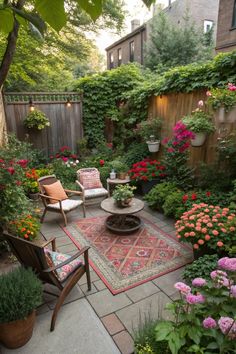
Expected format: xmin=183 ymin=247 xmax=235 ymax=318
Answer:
xmin=138 ymin=117 xmax=162 ymax=153
xmin=24 ymin=168 xmax=40 ymax=200
xmin=175 ymin=203 xmax=236 ymax=259
xmin=182 ymin=101 xmax=215 ymax=147
xmin=207 ymin=83 xmax=236 ymax=123
xmin=0 ymin=267 xmax=43 ymax=348
xmin=129 ymin=159 xmax=166 ymax=194
xmin=113 ymin=184 xmax=136 ymax=207
xmin=23 ymin=109 xmax=50 ymax=130
xmin=111 ymin=160 xmax=129 ymax=179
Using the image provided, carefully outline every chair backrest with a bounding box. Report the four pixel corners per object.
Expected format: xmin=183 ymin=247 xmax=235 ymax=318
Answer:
xmin=77 ymin=168 xmax=101 ymax=186
xmin=38 ymin=175 xmax=58 ymax=205
xmin=3 ymin=231 xmax=62 ymax=288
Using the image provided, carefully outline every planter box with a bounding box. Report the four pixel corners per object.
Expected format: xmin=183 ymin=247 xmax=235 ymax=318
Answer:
xmin=141 ymin=179 xmax=159 ymax=195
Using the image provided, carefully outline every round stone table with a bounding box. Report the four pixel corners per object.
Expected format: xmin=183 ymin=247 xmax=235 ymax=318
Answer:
xmin=100 ymin=197 xmax=144 ymax=234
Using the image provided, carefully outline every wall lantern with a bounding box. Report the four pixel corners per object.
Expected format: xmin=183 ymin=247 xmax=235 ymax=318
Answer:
xmin=29 ymin=97 xmax=35 ymax=111
xmin=66 ymin=97 xmax=72 ymax=108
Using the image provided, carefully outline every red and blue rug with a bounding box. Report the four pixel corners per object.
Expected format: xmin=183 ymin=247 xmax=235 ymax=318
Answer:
xmin=62 ymin=216 xmax=192 ymax=294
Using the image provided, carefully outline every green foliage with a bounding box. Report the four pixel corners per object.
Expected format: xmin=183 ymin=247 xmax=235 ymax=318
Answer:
xmin=163 ymin=191 xmax=183 ymax=218
xmin=23 ymin=109 xmax=50 ymax=130
xmin=0 ymin=267 xmax=43 ymax=323
xmin=110 ymin=159 xmax=128 ymax=173
xmin=144 ymin=182 xmax=178 ymax=210
xmin=207 ymin=85 xmax=236 ymax=112
xmin=196 ymin=163 xmax=233 ymax=192
xmin=182 ymin=111 xmax=215 ymax=133
xmin=138 ymin=117 xmax=162 ymax=140
xmin=123 ymin=142 xmax=150 ymax=168
xmin=183 ymin=255 xmax=219 ymax=285
xmin=113 ymin=184 xmax=136 ymax=202
xmin=73 ymin=64 xmax=145 ymax=147
xmin=145 ymin=12 xmax=214 ymax=72
xmin=50 ymin=159 xmax=77 ymax=190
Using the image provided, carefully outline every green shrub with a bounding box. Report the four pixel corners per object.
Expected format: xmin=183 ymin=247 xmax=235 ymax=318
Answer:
xmin=144 ymin=182 xmax=178 ymax=210
xmin=23 ymin=109 xmax=50 ymax=130
xmin=123 ymin=142 xmax=150 ymax=168
xmin=183 ymin=254 xmax=219 ymax=285
xmin=163 ymin=190 xmax=184 ymax=218
xmin=0 ymin=267 xmax=43 ymax=323
xmin=50 ymin=159 xmax=77 ymax=189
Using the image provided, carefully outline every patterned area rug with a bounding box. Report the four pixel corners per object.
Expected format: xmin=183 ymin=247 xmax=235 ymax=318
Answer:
xmin=62 ymin=216 xmax=193 ymax=294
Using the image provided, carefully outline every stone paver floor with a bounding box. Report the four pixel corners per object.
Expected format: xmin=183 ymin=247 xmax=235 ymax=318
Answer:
xmin=0 ymin=201 xmax=189 ymax=354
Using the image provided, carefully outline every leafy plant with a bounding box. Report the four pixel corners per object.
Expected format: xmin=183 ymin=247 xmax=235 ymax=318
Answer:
xmin=129 ymin=159 xmax=166 ymax=182
xmin=138 ymin=117 xmax=162 ymax=141
xmin=0 ymin=267 xmax=42 ymax=323
xmin=182 ymin=109 xmax=215 ymax=133
xmin=183 ymin=254 xmax=219 ymax=285
xmin=163 ymin=191 xmax=184 ymax=218
xmin=207 ymin=83 xmax=236 ymax=112
xmin=113 ymin=184 xmax=136 ymax=202
xmin=8 ymin=214 xmax=40 ymax=241
xmin=144 ymin=182 xmax=178 ymax=210
xmin=50 ymin=158 xmax=78 ymax=190
xmin=23 ymin=109 xmax=50 ymax=130
xmin=111 ymin=159 xmax=129 ymax=173
xmin=123 ymin=142 xmax=150 ymax=168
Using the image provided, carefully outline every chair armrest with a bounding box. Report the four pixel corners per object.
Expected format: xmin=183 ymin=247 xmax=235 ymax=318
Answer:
xmin=64 ymin=189 xmax=82 ymax=196
xmin=39 ymin=194 xmax=61 ymax=202
xmin=43 ymin=246 xmax=90 ymax=273
xmin=41 ymin=237 xmax=56 ymax=251
xmin=75 ymin=180 xmax=85 ymax=191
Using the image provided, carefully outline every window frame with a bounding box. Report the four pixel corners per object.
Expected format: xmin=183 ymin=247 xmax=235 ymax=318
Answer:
xmin=232 ymin=0 xmax=236 ymax=29
xmin=129 ymin=41 xmax=134 ymax=62
xmin=117 ymin=48 xmax=122 ymax=66
xmin=109 ymin=52 xmax=114 ymax=69
xmin=203 ymin=20 xmax=213 ymax=33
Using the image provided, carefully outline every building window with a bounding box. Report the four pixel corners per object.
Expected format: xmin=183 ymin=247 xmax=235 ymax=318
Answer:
xmin=118 ymin=48 xmax=122 ymax=66
xmin=232 ymin=0 xmax=236 ymax=28
xmin=204 ymin=20 xmax=213 ymax=33
xmin=129 ymin=41 xmax=134 ymax=62
xmin=109 ymin=52 xmax=114 ymax=69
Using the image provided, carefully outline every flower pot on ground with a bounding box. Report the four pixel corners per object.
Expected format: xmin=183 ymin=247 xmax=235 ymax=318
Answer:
xmin=0 ymin=267 xmax=43 ymax=349
xmin=113 ymin=184 xmax=136 ymax=208
xmin=28 ymin=192 xmax=39 ymax=200
xmin=182 ymin=102 xmax=215 ymax=147
xmin=141 ymin=179 xmax=159 ymax=195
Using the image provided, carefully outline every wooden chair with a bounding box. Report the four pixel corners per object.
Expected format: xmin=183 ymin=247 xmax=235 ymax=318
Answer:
xmin=38 ymin=175 xmax=86 ymax=226
xmin=76 ymin=168 xmax=108 ymax=205
xmin=3 ymin=231 xmax=91 ymax=332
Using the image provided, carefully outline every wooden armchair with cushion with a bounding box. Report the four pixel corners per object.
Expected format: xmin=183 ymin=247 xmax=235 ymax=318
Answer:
xmin=38 ymin=175 xmax=86 ymax=226
xmin=3 ymin=231 xmax=91 ymax=331
xmin=76 ymin=168 xmax=108 ymax=205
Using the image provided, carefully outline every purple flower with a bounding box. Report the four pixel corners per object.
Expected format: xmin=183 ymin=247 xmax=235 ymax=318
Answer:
xmin=218 ymin=257 xmax=236 ymax=272
xmin=186 ymin=293 xmax=205 ymax=304
xmin=192 ymin=278 xmax=206 ymax=287
xmin=218 ymin=317 xmax=236 ymax=339
xmin=203 ymin=317 xmax=217 ymax=329
xmin=210 ymin=270 xmax=230 ymax=288
xmin=230 ymin=285 xmax=236 ymax=298
xmin=174 ymin=282 xmax=191 ymax=295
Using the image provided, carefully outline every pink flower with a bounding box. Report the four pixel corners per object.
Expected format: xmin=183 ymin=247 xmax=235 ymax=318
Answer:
xmin=218 ymin=317 xmax=236 ymax=339
xmin=230 ymin=285 xmax=236 ymax=298
xmin=7 ymin=167 xmax=15 ymax=175
xmin=218 ymin=257 xmax=236 ymax=271
xmin=186 ymin=293 xmax=205 ymax=304
xmin=217 ymin=241 xmax=224 ymax=247
xmin=192 ymin=278 xmax=206 ymax=287
xmin=203 ymin=317 xmax=217 ymax=329
xmin=174 ymin=282 xmax=191 ymax=295
xmin=198 ymin=100 xmax=204 ymax=107
xmin=61 ymin=157 xmax=68 ymax=162
xmin=206 ymin=91 xmax=212 ymax=97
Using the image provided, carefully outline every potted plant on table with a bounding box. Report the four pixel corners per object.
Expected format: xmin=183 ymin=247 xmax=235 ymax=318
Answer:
xmin=207 ymin=83 xmax=236 ymax=123
xmin=138 ymin=117 xmax=162 ymax=153
xmin=111 ymin=160 xmax=129 ymax=180
xmin=182 ymin=101 xmax=215 ymax=147
xmin=0 ymin=267 xmax=43 ymax=349
xmin=113 ymin=184 xmax=136 ymax=207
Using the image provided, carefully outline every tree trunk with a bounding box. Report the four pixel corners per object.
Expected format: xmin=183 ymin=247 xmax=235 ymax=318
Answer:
xmin=0 ymin=0 xmax=26 ymax=88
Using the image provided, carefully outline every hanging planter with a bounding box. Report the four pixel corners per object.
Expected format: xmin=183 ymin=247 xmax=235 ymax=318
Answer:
xmin=191 ymin=132 xmax=207 ymax=147
xmin=146 ymin=140 xmax=160 ymax=152
xmin=215 ymin=106 xmax=236 ymax=124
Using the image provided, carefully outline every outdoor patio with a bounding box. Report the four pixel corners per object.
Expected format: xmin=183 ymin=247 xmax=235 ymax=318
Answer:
xmin=0 ymin=201 xmax=186 ymax=354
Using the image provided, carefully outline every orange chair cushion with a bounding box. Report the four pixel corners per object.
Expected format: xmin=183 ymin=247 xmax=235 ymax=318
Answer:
xmin=79 ymin=170 xmax=102 ymax=189
xmin=43 ymin=181 xmax=68 ymax=204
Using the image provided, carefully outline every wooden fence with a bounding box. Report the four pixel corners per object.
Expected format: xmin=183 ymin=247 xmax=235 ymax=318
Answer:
xmin=4 ymin=92 xmax=83 ymax=155
xmin=148 ymin=91 xmax=236 ymax=167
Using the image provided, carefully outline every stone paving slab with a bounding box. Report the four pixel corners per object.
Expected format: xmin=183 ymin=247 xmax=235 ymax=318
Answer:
xmin=87 ymin=289 xmax=132 ymax=317
xmin=116 ymin=292 xmax=171 ymax=335
xmin=102 ymin=313 xmax=125 ymax=335
xmin=1 ymin=299 xmax=120 ymax=354
xmin=125 ymin=281 xmax=160 ymax=303
xmin=113 ymin=331 xmax=134 ymax=354
xmin=152 ymin=267 xmax=185 ymax=296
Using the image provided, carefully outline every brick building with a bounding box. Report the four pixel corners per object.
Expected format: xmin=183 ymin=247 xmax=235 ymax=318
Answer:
xmin=106 ymin=0 xmax=219 ymax=69
xmin=216 ymin=0 xmax=236 ymax=52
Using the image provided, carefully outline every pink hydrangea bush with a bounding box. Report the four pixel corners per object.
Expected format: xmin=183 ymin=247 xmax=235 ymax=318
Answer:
xmin=175 ymin=203 xmax=236 ymax=252
xmin=155 ymin=257 xmax=236 ymax=353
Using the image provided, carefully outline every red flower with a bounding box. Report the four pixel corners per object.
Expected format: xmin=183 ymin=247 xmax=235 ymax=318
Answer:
xmin=191 ymin=193 xmax=197 ymax=200
xmin=62 ymin=157 xmax=68 ymax=162
xmin=0 ymin=159 xmax=4 ymax=163
xmin=107 ymin=142 xmax=113 ymax=148
xmin=60 ymin=146 xmax=70 ymax=151
xmin=182 ymin=195 xmax=188 ymax=203
xmin=16 ymin=180 xmax=22 ymax=186
xmin=99 ymin=159 xmax=105 ymax=166
xmin=206 ymin=191 xmax=211 ymax=197
xmin=70 ymin=154 xmax=77 ymax=159
xmin=50 ymin=155 xmax=54 ymax=159
xmin=7 ymin=167 xmax=15 ymax=175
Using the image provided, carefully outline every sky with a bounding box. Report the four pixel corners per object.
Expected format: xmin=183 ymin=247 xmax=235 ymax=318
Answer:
xmin=93 ymin=0 xmax=169 ymax=54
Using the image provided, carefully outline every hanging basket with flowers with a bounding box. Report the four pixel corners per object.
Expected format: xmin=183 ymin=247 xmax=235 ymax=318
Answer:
xmin=23 ymin=109 xmax=50 ymax=130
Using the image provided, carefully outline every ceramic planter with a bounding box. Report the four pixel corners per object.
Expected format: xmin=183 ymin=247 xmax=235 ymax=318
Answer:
xmin=215 ymin=106 xmax=236 ymax=123
xmin=0 ymin=310 xmax=36 ymax=349
xmin=146 ymin=140 xmax=160 ymax=153
xmin=191 ymin=132 xmax=207 ymax=147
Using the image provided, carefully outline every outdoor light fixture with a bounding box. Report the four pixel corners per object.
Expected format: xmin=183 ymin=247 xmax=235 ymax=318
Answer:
xmin=29 ymin=97 xmax=35 ymax=111
xmin=66 ymin=97 xmax=72 ymax=108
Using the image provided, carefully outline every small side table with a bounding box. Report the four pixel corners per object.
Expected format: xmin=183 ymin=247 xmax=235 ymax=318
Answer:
xmin=106 ymin=177 xmax=130 ymax=197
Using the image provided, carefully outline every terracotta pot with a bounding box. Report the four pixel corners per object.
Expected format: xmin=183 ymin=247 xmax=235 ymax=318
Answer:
xmin=118 ymin=172 xmax=127 ymax=180
xmin=0 ymin=310 xmax=36 ymax=349
xmin=191 ymin=132 xmax=207 ymax=147
xmin=116 ymin=198 xmax=132 ymax=208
